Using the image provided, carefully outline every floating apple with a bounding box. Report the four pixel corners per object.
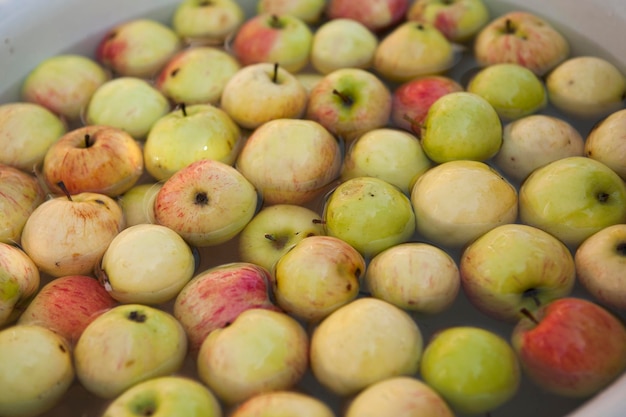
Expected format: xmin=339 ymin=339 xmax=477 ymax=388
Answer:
xmin=0 ymin=242 xmax=40 ymax=327
xmin=171 ymin=0 xmax=244 ymax=44
xmin=585 ymin=108 xmax=626 ymax=180
xmin=118 ymin=182 xmax=163 ymax=227
xmin=231 ymin=391 xmax=335 ymax=417
xmin=325 ymin=0 xmax=409 ymax=32
xmin=258 ymin=0 xmax=326 ymax=24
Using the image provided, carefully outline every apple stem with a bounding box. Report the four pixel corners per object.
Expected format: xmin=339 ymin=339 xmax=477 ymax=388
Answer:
xmin=56 ymin=181 xmax=73 ymax=201
xmin=333 ymin=89 xmax=353 ymax=107
xmin=269 ymin=14 xmax=283 ymax=29
xmin=84 ymin=134 xmax=92 ymax=148
xmin=520 ymin=308 xmax=539 ymax=325
xmin=402 ymin=114 xmax=422 ymax=137
xmin=272 ymin=62 xmax=279 ymax=83
xmin=312 ymin=219 xmax=326 ymax=225
xmin=179 ymin=103 xmax=187 ymax=117
xmin=504 ymin=18 xmax=515 ymax=34
xmin=264 ymin=233 xmax=277 ymax=242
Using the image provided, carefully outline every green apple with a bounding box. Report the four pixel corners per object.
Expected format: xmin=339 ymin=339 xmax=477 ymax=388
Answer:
xmin=345 ymin=376 xmax=455 ymax=417
xmin=546 ymin=56 xmax=626 ymax=119
xmin=236 ymin=118 xmax=342 ymax=205
xmin=197 ymin=308 xmax=309 ymax=405
xmin=410 ymin=160 xmax=518 ymax=248
xmin=0 ymin=102 xmax=66 ymax=172
xmin=0 ymin=325 xmax=74 ymax=417
xmin=272 ymin=235 xmax=365 ymax=322
xmin=119 ymin=182 xmax=163 ymax=227
xmin=0 ymin=242 xmax=40 ymax=327
xmin=74 ymin=304 xmax=188 ymax=399
xmin=467 ymin=63 xmax=547 ymax=120
xmin=585 ymin=108 xmax=626 ymax=180
xmin=238 ymin=204 xmax=325 ymax=273
xmin=373 ymin=21 xmax=455 ymax=83
xmin=419 ymin=91 xmax=502 ymax=163
xmin=310 ymin=18 xmax=378 ymax=74
xmin=144 ymin=104 xmax=243 ymax=181
xmin=420 ymin=326 xmax=520 ymax=415
xmin=519 ymin=156 xmax=626 ymax=248
xmin=365 ymin=242 xmax=460 ymax=315
xmin=460 ymin=223 xmax=576 ymax=322
xmin=231 ymin=391 xmax=335 ymax=417
xmin=171 ymin=0 xmax=244 ymax=44
xmin=323 ymin=176 xmax=416 ymax=259
xmin=340 ymin=128 xmax=433 ymax=195
xmin=575 ymin=224 xmax=626 ymax=311
xmin=102 ymin=376 xmax=222 ymax=417
xmin=310 ymin=297 xmax=423 ymax=396
xmin=96 ymin=224 xmax=196 ymax=305
xmin=257 ymin=0 xmax=326 ymax=24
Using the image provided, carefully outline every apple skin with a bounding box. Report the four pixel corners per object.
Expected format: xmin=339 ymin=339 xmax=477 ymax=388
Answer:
xmin=197 ymin=308 xmax=309 ymax=405
xmin=325 ymin=0 xmax=409 ymax=33
xmin=271 ymin=235 xmax=365 ymax=322
xmin=0 ymin=164 xmax=46 ymax=245
xmin=21 ymin=54 xmax=109 ymax=121
xmin=0 ymin=102 xmax=66 ymax=172
xmin=345 ymin=376 xmax=455 ymax=417
xmin=74 ymin=304 xmax=188 ymax=399
xmin=153 ymin=158 xmax=258 ymax=247
xmin=511 ymin=297 xmax=626 ymax=398
xmin=519 ymin=156 xmax=626 ymax=248
xmin=171 ymin=0 xmax=244 ymax=44
xmin=17 ymin=275 xmax=118 ymax=347
xmin=42 ymin=125 xmax=144 ymax=197
xmin=238 ymin=204 xmax=325 ymax=273
xmin=575 ymin=224 xmax=626 ymax=311
xmin=420 ymin=326 xmax=520 ymax=415
xmin=173 ymin=262 xmax=278 ymax=354
xmin=310 ymin=297 xmax=423 ymax=396
xmin=473 ymin=11 xmax=570 ymax=76
xmin=0 ymin=242 xmax=40 ymax=327
xmin=0 ymin=325 xmax=74 ymax=417
xmin=460 ymin=224 xmax=576 ymax=323
xmin=585 ymin=108 xmax=626 ymax=180
xmin=258 ymin=0 xmax=326 ymax=25
xmin=231 ymin=391 xmax=334 ymax=417
xmin=20 ymin=191 xmax=125 ymax=277
xmin=119 ymin=182 xmax=163 ymax=227
xmin=96 ymin=18 xmax=182 ymax=78
xmin=102 ymin=376 xmax=222 ymax=417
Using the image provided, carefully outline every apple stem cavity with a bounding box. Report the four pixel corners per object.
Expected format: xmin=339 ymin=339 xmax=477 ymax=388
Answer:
xmin=127 ymin=310 xmax=147 ymax=323
xmin=194 ymin=191 xmax=209 ymax=206
xmin=332 ymin=89 xmax=353 ymax=107
xmin=520 ymin=307 xmax=540 ymax=325
xmin=616 ymin=242 xmax=626 ymax=257
xmin=269 ymin=15 xmax=283 ymax=29
xmin=597 ymin=192 xmax=610 ymax=203
xmin=57 ymin=181 xmax=73 ymax=201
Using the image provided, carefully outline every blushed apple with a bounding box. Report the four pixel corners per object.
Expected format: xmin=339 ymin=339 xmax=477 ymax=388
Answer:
xmin=119 ymin=182 xmax=163 ymax=227
xmin=585 ymin=108 xmax=626 ymax=180
xmin=0 ymin=242 xmax=40 ymax=327
xmin=231 ymin=391 xmax=335 ymax=417
xmin=325 ymin=0 xmax=409 ymax=32
xmin=171 ymin=0 xmax=244 ymax=44
xmin=257 ymin=0 xmax=326 ymax=24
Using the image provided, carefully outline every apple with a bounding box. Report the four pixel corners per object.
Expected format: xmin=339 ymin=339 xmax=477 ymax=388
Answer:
xmin=85 ymin=76 xmax=171 ymax=140
xmin=373 ymin=21 xmax=456 ymax=83
xmin=323 ymin=176 xmax=416 ymax=259
xmin=575 ymin=224 xmax=626 ymax=311
xmin=257 ymin=0 xmax=326 ymax=24
xmin=305 ymin=67 xmax=392 ymax=142
xmin=272 ymin=235 xmax=365 ymax=322
xmin=410 ymin=160 xmax=518 ymax=248
xmin=235 ymin=118 xmax=342 ymax=205
xmin=153 ymin=158 xmax=258 ymax=247
xmin=310 ymin=18 xmax=378 ymax=75
xmin=406 ymin=0 xmax=490 ymax=43
xmin=96 ymin=18 xmax=182 ymax=78
xmin=0 ymin=242 xmax=40 ymax=327
xmin=546 ymin=56 xmax=626 ymax=119
xmin=0 ymin=325 xmax=74 ymax=417
xmin=585 ymin=108 xmax=626 ymax=180
xmin=119 ymin=182 xmax=163 ymax=227
xmin=155 ymin=46 xmax=241 ymax=105
xmin=238 ymin=204 xmax=325 ymax=273
xmin=340 ymin=128 xmax=433 ymax=194
xmin=390 ymin=75 xmax=463 ymax=136
xmin=295 ymin=72 xmax=324 ymax=94
xmin=42 ymin=125 xmax=144 ymax=197
xmin=0 ymin=102 xmax=66 ymax=172
xmin=143 ymin=104 xmax=243 ymax=181
xmin=365 ymin=242 xmax=460 ymax=315
xmin=197 ymin=308 xmax=309 ymax=405
xmin=220 ymin=63 xmax=308 ymax=130
xmin=21 ymin=54 xmax=109 ymax=121
xmin=231 ymin=391 xmax=335 ymax=417
xmin=467 ymin=63 xmax=547 ymax=120
xmin=345 ymin=376 xmax=455 ymax=417
xmin=493 ymin=114 xmax=585 ymax=184
xmin=473 ymin=11 xmax=570 ymax=76
xmin=101 ymin=376 xmax=222 ymax=417
xmin=230 ymin=13 xmax=313 ymax=74
xmin=419 ymin=91 xmax=502 ymax=163
xmin=173 ymin=262 xmax=278 ymax=354
xmin=0 ymin=164 xmax=46 ymax=245
xmin=95 ymin=224 xmax=196 ymax=305
xmin=310 ymin=297 xmax=423 ymax=396
xmin=512 ymin=297 xmax=626 ymax=397
xmin=171 ymin=0 xmax=245 ymax=44
xmin=420 ymin=326 xmax=520 ymax=415
xmin=460 ymin=223 xmax=576 ymax=322
xmin=74 ymin=303 xmax=188 ymax=399
xmin=519 ymin=156 xmax=626 ymax=248
xmin=325 ymin=0 xmax=410 ymax=33
xmin=17 ymin=274 xmax=118 ymax=346
xmin=20 ymin=188 xmax=125 ymax=277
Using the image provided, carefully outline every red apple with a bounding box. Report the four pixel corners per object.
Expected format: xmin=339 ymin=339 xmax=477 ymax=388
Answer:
xmin=512 ymin=297 xmax=626 ymax=398
xmin=326 ymin=0 xmax=409 ymax=33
